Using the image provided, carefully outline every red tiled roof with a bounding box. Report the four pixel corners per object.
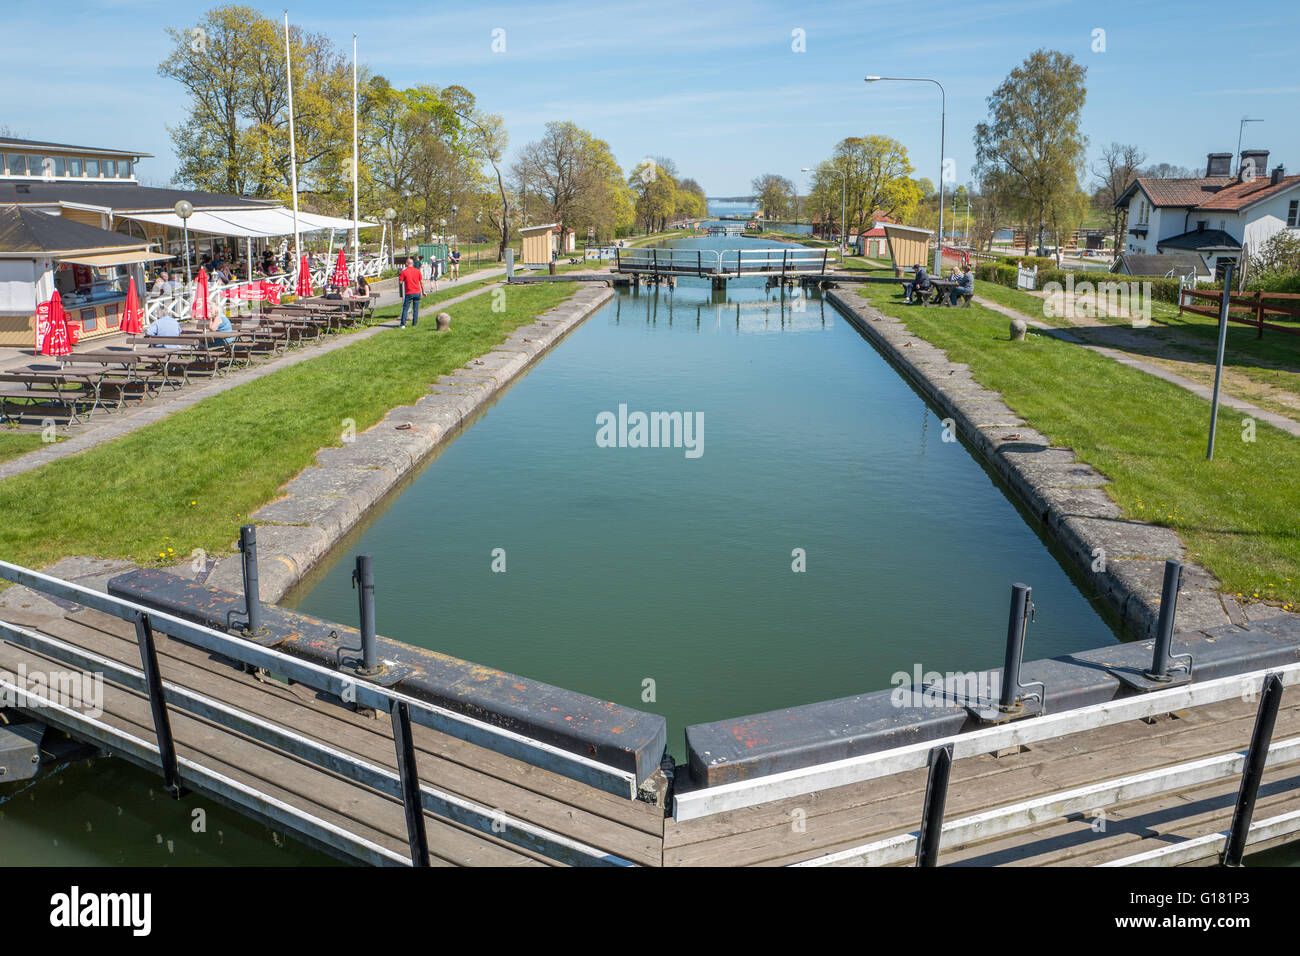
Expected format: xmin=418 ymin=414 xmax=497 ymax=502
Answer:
xmin=1137 ymin=177 xmax=1234 ymax=207
xmin=1194 ymin=174 xmax=1300 ymax=211
xmin=1133 ymin=174 xmax=1300 ymax=212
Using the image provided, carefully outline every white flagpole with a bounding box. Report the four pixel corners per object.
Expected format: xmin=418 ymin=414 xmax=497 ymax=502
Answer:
xmin=284 ymin=11 xmax=301 ymax=276
xmin=352 ymin=33 xmax=360 ymax=279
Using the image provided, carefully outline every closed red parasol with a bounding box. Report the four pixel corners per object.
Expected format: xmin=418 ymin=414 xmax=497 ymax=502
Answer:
xmin=296 ymin=254 xmax=314 ymax=297
xmin=40 ymin=290 xmax=74 ymax=358
xmin=119 ymin=276 xmax=144 ymax=334
xmin=331 ymin=250 xmax=348 ymax=287
xmin=192 ymin=268 xmax=210 ymax=322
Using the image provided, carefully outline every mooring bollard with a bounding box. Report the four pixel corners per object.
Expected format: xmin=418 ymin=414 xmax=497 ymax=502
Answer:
xmin=352 ymin=553 xmax=380 ymax=675
xmin=238 ymin=524 xmax=263 ymax=637
xmin=1146 ymin=559 xmax=1184 ymax=681
xmin=1222 ymin=673 xmax=1284 ymax=866
xmin=999 ymin=583 xmax=1033 ymax=712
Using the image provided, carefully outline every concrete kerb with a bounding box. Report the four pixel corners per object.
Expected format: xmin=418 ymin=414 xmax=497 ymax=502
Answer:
xmin=827 ymin=286 xmax=1234 ymax=639
xmin=212 ymin=284 xmax=615 ymax=602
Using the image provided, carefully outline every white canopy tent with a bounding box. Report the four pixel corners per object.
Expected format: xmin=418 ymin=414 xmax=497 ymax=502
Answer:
xmin=118 ymin=207 xmax=379 ymax=282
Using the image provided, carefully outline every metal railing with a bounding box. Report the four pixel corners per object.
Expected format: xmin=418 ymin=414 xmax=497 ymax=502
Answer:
xmin=143 ymin=257 xmax=388 ymax=325
xmin=0 ymin=558 xmax=638 ymax=866
xmin=614 ymin=247 xmax=830 ymax=277
xmin=795 ymin=670 xmax=1295 ymax=868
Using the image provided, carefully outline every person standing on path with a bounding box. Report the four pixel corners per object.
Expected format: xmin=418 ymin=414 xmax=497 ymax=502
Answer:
xmin=398 ymin=257 xmax=425 ymax=328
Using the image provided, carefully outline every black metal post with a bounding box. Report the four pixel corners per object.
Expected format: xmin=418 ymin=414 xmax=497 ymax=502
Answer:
xmin=1146 ymin=560 xmax=1183 ymax=680
xmin=352 ymin=553 xmax=379 ymax=675
xmin=238 ymin=524 xmax=263 ymax=636
xmin=1208 ymin=263 xmax=1235 ymax=460
xmin=135 ymin=612 xmax=182 ymax=798
xmin=390 ymin=701 xmax=430 ymax=867
xmin=1222 ymin=673 xmax=1283 ymax=866
xmin=1000 ymin=583 xmax=1033 ymax=711
xmin=916 ymin=744 xmax=954 ymax=867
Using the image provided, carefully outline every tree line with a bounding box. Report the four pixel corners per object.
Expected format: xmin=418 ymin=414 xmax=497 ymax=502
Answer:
xmin=159 ymin=5 xmax=710 ymax=259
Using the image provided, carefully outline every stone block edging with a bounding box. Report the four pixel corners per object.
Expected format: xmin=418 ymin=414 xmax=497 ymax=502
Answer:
xmin=827 ymin=287 xmax=1235 ymax=640
xmin=207 ymin=285 xmax=615 ymax=600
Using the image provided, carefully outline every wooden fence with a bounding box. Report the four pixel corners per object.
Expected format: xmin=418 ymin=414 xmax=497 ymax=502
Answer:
xmin=1179 ymin=288 xmax=1300 ymax=339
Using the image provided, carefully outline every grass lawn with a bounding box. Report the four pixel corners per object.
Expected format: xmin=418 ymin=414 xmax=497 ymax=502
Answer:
xmin=974 ymin=281 xmax=1300 ymax=413
xmin=0 ymin=281 xmax=579 ymax=572
xmin=857 ymin=282 xmax=1300 ymax=610
xmin=0 ymin=432 xmax=51 ymax=465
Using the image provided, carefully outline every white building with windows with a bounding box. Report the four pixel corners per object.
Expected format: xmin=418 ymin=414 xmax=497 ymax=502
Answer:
xmin=1115 ymin=149 xmax=1299 ymax=279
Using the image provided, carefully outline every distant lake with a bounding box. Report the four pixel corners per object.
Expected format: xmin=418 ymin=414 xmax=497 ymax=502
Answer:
xmin=707 ymin=199 xmax=757 ymax=219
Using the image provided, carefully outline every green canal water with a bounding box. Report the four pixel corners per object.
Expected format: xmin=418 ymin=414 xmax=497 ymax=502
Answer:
xmin=0 ymin=234 xmax=1135 ymax=866
xmin=290 ymin=234 xmax=1121 ymax=745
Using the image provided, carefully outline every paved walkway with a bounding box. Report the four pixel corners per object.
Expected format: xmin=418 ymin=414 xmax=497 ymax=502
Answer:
xmin=0 ymin=271 xmax=508 ymax=481
xmin=975 ymin=294 xmax=1300 ymax=439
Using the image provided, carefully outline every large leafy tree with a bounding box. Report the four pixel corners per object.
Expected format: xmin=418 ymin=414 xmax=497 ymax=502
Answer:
xmin=974 ymin=49 xmax=1088 ymax=255
xmin=812 ymin=137 xmax=919 ymax=236
xmin=513 ymin=122 xmax=627 ymax=241
xmin=751 ymin=173 xmax=796 ymax=222
xmin=160 ymin=6 xmax=353 ymax=204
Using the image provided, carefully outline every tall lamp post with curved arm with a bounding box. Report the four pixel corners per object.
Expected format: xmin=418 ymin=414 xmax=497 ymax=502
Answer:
xmin=865 ymin=75 xmax=946 ymax=274
xmin=174 ymin=200 xmax=194 ymax=284
xmin=803 ymin=166 xmax=846 ymax=258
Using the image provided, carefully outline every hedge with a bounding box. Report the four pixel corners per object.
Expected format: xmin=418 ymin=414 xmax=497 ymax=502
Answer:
xmin=975 ymin=262 xmax=1186 ymax=304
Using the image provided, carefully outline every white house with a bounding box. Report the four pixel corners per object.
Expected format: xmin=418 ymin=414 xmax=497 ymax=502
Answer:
xmin=1115 ymin=149 xmax=1300 ymax=278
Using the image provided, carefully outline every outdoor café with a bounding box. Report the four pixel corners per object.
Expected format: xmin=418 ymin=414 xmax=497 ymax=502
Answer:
xmin=0 ymin=204 xmax=170 ymax=348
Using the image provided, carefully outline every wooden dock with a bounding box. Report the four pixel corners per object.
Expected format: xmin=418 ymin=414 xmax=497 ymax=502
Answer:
xmin=665 ymin=692 xmax=1300 ymax=866
xmin=0 ymin=603 xmax=663 ymax=866
xmin=4 ymin=557 xmax=1299 ymax=867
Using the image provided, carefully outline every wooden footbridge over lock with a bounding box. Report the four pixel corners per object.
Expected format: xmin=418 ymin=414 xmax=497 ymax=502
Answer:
xmin=613 ymin=246 xmax=832 ymax=290
xmin=3 ymin=550 xmax=1300 ymax=868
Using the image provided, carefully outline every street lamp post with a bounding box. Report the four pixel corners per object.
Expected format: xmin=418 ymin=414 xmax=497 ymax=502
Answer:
xmin=402 ymin=189 xmax=412 ymax=258
xmin=865 ymin=75 xmax=946 ymax=274
xmin=384 ymin=207 xmax=397 ymax=266
xmin=173 ymin=200 xmax=194 ymax=284
xmin=802 ymin=166 xmax=847 ymax=258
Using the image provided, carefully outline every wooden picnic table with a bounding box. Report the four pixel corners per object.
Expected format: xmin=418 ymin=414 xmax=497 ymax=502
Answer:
xmin=0 ymin=366 xmax=109 ymax=424
xmin=125 ymin=333 xmax=239 ymax=377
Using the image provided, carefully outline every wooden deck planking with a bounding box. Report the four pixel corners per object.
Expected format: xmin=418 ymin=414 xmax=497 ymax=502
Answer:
xmin=666 ymin=696 xmax=1300 ymax=866
xmin=9 ymin=608 xmax=664 ymax=861
xmin=0 ymin=607 xmax=664 ymax=866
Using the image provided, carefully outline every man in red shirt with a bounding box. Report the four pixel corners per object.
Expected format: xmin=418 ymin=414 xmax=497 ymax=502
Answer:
xmin=397 ymin=257 xmax=424 ymax=328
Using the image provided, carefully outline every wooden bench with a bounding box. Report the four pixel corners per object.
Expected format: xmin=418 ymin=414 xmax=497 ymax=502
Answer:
xmin=0 ymin=370 xmax=101 ymax=425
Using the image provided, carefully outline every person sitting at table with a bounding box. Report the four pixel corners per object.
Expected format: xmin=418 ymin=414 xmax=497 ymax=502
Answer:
xmin=350 ymin=276 xmax=370 ymax=300
xmin=207 ymin=307 xmax=233 ymax=334
xmin=903 ymin=264 xmax=931 ymax=304
xmin=950 ymin=264 xmax=975 ymax=306
xmin=151 ymin=271 xmax=175 ymax=296
xmin=323 ymin=284 xmax=344 ymax=301
xmin=145 ymin=312 xmax=183 ymax=346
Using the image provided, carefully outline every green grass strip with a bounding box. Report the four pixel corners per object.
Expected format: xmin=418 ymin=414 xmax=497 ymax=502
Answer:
xmin=856 ymin=282 xmax=1300 ymax=610
xmin=0 ymin=282 xmax=579 ymax=570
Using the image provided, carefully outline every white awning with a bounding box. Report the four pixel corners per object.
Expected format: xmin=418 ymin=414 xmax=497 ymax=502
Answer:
xmin=120 ymin=208 xmax=379 ymax=239
xmin=58 ymin=250 xmax=174 ymax=267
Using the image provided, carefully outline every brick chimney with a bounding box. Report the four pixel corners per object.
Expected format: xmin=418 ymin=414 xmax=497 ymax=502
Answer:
xmin=1206 ymin=152 xmax=1233 ymax=177
xmin=1272 ymin=165 xmax=1286 ymax=186
xmin=1239 ymin=149 xmax=1270 ymax=181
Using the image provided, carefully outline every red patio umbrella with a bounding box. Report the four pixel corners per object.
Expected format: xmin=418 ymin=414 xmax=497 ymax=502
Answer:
xmin=119 ymin=276 xmax=144 ymax=334
xmin=40 ymin=290 xmax=74 ymax=359
xmin=296 ymin=254 xmax=314 ymax=298
xmin=331 ymin=250 xmax=349 ymax=288
xmin=192 ymin=268 xmax=210 ymax=323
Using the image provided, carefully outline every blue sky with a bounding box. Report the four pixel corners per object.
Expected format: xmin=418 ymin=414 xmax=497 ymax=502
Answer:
xmin=5 ymin=0 xmax=1298 ymax=197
